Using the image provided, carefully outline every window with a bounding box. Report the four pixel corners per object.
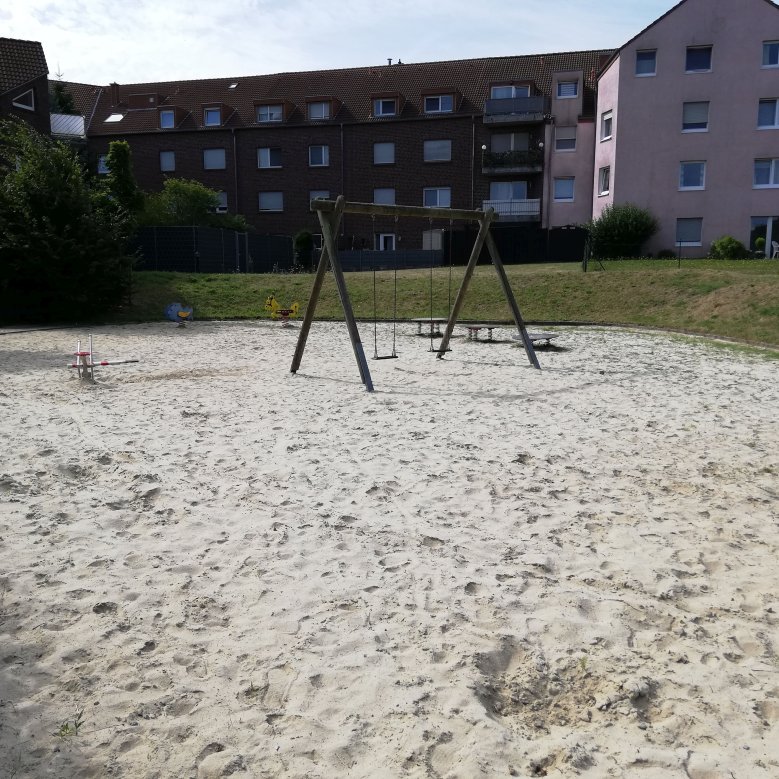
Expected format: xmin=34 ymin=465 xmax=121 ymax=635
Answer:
xmin=215 ymin=192 xmax=228 ymax=212
xmin=754 ymin=159 xmax=779 ymax=187
xmin=676 ymin=217 xmax=702 ymax=246
xmin=259 ymin=191 xmax=283 ymax=211
xmin=312 ymin=233 xmax=323 ymax=251
xmin=373 ymin=188 xmax=395 ymax=205
xmin=309 ymin=190 xmax=329 ymax=210
xmin=682 ymin=101 xmax=709 ymax=132
xmin=764 ymin=42 xmax=779 ymax=68
xmin=423 ymin=187 xmax=451 ymax=207
xmin=97 ymin=155 xmax=109 ymax=175
xmin=11 ymin=89 xmax=35 ymax=111
xmin=422 ymin=229 xmax=444 ymax=250
xmin=374 ymin=98 xmax=397 ymax=117
xmin=204 ymin=107 xmax=221 ymax=126
xmin=750 ymin=216 xmax=779 ymax=253
xmin=203 ymin=148 xmax=226 ymax=170
xmin=424 ymin=139 xmax=452 ymax=162
xmin=159 ymin=151 xmax=175 ymax=172
xmin=374 ymin=142 xmax=395 ymax=164
xmin=104 ymin=113 xmax=124 ymax=123
xmin=679 ymin=161 xmax=706 ymax=190
xmin=553 ymin=177 xmax=575 ymax=201
xmin=758 ymin=99 xmax=779 ymax=128
xmin=424 ymin=95 xmax=453 ymax=113
xmin=309 ymin=145 xmax=329 ymax=167
xmin=257 ymin=104 xmax=283 ymax=122
xmin=257 ymin=147 xmax=282 ymax=168
xmin=598 ymin=166 xmax=610 ymax=196
xmin=635 ymin=50 xmax=657 ymax=76
xmin=376 ymin=234 xmax=396 ymax=251
xmin=554 ymin=126 xmax=576 ymax=152
xmin=490 ymin=181 xmax=527 ymax=200
xmin=686 ymin=46 xmax=712 ymax=73
xmin=491 ymin=133 xmax=529 ymax=152
xmin=307 ymin=101 xmax=330 ymax=120
xmin=160 ymin=109 xmax=175 ymax=129
xmin=601 ymin=111 xmax=613 ymax=140
xmin=557 ymin=81 xmax=578 ymax=99
xmin=490 ymin=85 xmax=530 ymax=99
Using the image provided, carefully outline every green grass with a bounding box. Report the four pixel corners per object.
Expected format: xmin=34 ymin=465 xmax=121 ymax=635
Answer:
xmin=114 ymin=258 xmax=779 ymax=347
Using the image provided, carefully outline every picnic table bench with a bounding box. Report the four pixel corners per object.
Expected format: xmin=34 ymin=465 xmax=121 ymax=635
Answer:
xmin=410 ymin=317 xmax=449 ymax=337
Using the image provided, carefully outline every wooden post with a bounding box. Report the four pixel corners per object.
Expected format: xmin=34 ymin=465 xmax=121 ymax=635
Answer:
xmin=484 ymin=229 xmax=540 ymax=369
xmin=436 ymin=211 xmax=495 ymax=357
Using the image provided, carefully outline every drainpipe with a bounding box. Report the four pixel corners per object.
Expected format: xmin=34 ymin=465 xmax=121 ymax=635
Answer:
xmin=470 ymin=115 xmax=476 ymax=210
xmin=231 ymin=128 xmax=239 ymax=215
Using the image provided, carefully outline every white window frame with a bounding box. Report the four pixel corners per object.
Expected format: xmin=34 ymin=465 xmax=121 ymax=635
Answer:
xmin=375 ymin=233 xmax=396 ymax=251
xmin=682 ymin=101 xmax=709 ymax=133
xmin=679 ymin=161 xmax=706 ymax=191
xmin=763 ymin=41 xmax=779 ymax=68
xmin=423 ymin=139 xmax=452 ymax=162
xmin=424 ymin=94 xmax=453 ymax=113
xmin=686 ymin=45 xmax=712 ymax=73
xmin=373 ymin=98 xmax=397 ymax=117
xmin=257 ymin=147 xmax=282 ymax=169
xmin=159 ymin=150 xmax=175 ymax=172
xmin=553 ymin=177 xmax=575 ymax=202
xmin=676 ymin=217 xmax=703 ymax=247
xmin=554 ymin=126 xmax=576 ymax=152
xmin=215 ymin=191 xmax=228 ymax=212
xmin=422 ymin=229 xmax=444 ymax=251
xmin=257 ymin=104 xmax=283 ymax=123
xmin=373 ymin=142 xmax=395 ymax=165
xmin=204 ymin=106 xmax=221 ymax=126
xmin=259 ymin=191 xmax=283 ymax=212
xmin=598 ymin=166 xmax=610 ymax=196
xmin=758 ymin=99 xmax=779 ymax=129
xmin=556 ymin=81 xmax=578 ymax=99
xmin=309 ymin=145 xmax=330 ymax=167
xmin=635 ymin=50 xmax=657 ymax=77
xmin=307 ymin=101 xmax=330 ymax=120
xmin=754 ymin=158 xmax=779 ymax=188
xmin=600 ymin=111 xmax=613 ymax=141
xmin=203 ymin=148 xmax=226 ymax=170
xmin=11 ymin=89 xmax=35 ymax=111
xmin=97 ymin=154 xmax=109 ymax=175
xmin=373 ymin=188 xmax=396 ymax=205
xmin=423 ymin=187 xmax=451 ymax=208
xmin=490 ymin=85 xmax=530 ymax=99
xmin=159 ymin=109 xmax=175 ymax=129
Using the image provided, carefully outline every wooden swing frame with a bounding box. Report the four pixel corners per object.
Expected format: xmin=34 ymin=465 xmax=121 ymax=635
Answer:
xmin=290 ymin=196 xmax=540 ymax=392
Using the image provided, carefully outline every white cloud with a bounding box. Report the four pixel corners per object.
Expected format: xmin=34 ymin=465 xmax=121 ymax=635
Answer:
xmin=7 ymin=0 xmax=674 ymax=84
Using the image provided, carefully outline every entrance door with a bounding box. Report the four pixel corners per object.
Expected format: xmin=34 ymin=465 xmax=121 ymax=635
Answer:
xmin=376 ymin=233 xmax=396 ymax=251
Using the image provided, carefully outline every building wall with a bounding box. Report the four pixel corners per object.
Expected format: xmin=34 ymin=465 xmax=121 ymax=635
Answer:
xmin=0 ymin=74 xmax=51 ymax=135
xmin=592 ymin=57 xmax=620 ymax=218
xmin=604 ymin=0 xmax=779 ymax=256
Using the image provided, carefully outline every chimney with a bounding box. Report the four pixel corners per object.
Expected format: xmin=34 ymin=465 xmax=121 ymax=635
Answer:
xmin=387 ymin=58 xmax=392 ymax=66
xmin=110 ymin=82 xmax=119 ymax=106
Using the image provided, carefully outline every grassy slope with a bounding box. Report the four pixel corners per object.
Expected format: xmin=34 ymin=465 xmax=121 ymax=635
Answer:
xmin=117 ymin=259 xmax=779 ymax=346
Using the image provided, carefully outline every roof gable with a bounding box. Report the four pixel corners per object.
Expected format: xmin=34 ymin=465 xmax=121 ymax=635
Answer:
xmin=0 ymin=37 xmax=48 ymax=95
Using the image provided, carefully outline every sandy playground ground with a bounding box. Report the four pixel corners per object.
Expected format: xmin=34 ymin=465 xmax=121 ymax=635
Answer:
xmin=0 ymin=320 xmax=778 ymax=779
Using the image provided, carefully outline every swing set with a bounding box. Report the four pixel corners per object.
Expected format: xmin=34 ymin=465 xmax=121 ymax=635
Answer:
xmin=290 ymin=196 xmax=540 ymax=392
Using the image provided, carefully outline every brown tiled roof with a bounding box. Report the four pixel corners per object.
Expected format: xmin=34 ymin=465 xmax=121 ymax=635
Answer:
xmin=52 ymin=80 xmax=105 ymax=128
xmin=85 ymin=50 xmax=614 ymax=136
xmin=0 ymin=37 xmax=48 ymax=95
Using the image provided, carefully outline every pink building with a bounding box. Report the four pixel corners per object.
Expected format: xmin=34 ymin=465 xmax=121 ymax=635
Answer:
xmin=594 ymin=0 xmax=779 ymax=257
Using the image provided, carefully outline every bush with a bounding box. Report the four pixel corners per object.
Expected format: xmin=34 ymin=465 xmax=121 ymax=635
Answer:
xmin=587 ymin=204 xmax=658 ymax=259
xmin=656 ymin=249 xmax=677 ymax=259
xmin=709 ymin=235 xmax=749 ymax=260
xmin=755 ymin=237 xmax=766 ymax=253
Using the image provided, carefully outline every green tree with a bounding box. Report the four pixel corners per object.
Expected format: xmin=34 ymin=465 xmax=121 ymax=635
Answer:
xmin=103 ymin=140 xmax=144 ymax=218
xmin=587 ymin=203 xmax=658 ymax=259
xmin=49 ymin=80 xmax=77 ymax=114
xmin=0 ymin=118 xmax=133 ymax=322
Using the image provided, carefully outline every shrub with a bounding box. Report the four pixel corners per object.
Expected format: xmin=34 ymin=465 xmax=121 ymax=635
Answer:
xmin=709 ymin=235 xmax=749 ymax=260
xmin=656 ymin=249 xmax=677 ymax=259
xmin=587 ymin=204 xmax=658 ymax=259
xmin=755 ymin=237 xmax=766 ymax=253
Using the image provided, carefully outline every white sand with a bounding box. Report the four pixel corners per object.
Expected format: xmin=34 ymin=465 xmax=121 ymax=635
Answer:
xmin=0 ymin=321 xmax=778 ymax=779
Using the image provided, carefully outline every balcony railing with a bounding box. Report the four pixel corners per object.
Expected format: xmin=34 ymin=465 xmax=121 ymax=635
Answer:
xmin=482 ymin=148 xmax=544 ymax=174
xmin=483 ymin=96 xmax=550 ymax=124
xmin=482 ymin=199 xmax=541 ymax=220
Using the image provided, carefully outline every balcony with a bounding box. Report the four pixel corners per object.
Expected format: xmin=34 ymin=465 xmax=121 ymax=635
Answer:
xmin=482 ymin=148 xmax=543 ymax=175
xmin=482 ymin=199 xmax=541 ymax=221
xmin=483 ymin=96 xmax=550 ymax=125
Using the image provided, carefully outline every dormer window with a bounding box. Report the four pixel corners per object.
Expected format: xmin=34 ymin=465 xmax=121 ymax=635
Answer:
xmin=204 ymin=107 xmax=221 ymax=126
xmin=557 ymin=81 xmax=578 ymax=99
xmin=424 ymin=94 xmax=453 ymax=114
xmin=308 ymin=101 xmax=331 ymax=120
xmin=490 ymin=85 xmax=530 ymax=99
xmin=374 ymin=98 xmax=397 ymax=117
xmin=11 ymin=89 xmax=35 ymax=111
xmin=160 ymin=109 xmax=175 ymax=129
xmin=257 ymin=104 xmax=283 ymax=122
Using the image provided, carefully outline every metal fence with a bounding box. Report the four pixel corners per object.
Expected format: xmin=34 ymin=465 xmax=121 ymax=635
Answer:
xmin=131 ymin=226 xmax=294 ymax=273
xmin=336 ymin=250 xmax=444 ymax=272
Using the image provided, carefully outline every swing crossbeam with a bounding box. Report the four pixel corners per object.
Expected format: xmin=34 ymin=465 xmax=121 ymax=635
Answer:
xmin=290 ymin=197 xmax=539 ymax=392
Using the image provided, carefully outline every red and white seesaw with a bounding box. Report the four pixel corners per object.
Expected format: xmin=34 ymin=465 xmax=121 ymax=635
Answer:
xmin=69 ymin=335 xmax=139 ymax=381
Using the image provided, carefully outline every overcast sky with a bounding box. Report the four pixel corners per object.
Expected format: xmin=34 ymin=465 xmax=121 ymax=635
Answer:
xmin=5 ymin=0 xmax=678 ymax=86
